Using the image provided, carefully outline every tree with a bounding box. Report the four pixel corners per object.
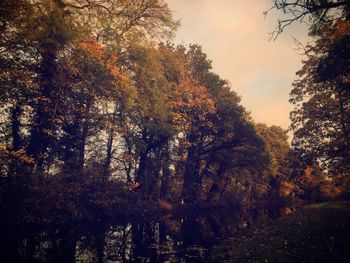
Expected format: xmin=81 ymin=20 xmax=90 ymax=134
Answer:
xmin=0 ymin=0 xmax=178 ymax=178
xmin=290 ymin=20 xmax=350 ymax=174
xmin=270 ymin=1 xmax=350 ymax=175
xmin=256 ymin=124 xmax=290 ymax=178
xmin=172 ymin=45 xmax=266 ymax=204
xmin=52 ymin=40 xmax=122 ymax=176
xmin=270 ymin=0 xmax=350 ymax=37
xmin=61 ymin=0 xmax=179 ymax=46
xmin=111 ymin=44 xmax=176 ymax=196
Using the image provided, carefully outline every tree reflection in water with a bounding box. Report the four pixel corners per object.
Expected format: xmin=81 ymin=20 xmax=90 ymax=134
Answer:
xmin=0 ymin=205 xmax=294 ymax=263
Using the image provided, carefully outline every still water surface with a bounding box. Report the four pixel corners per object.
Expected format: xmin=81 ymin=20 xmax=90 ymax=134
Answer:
xmin=0 ymin=205 xmax=294 ymax=263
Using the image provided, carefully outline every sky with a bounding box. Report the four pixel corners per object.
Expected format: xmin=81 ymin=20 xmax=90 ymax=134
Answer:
xmin=167 ymin=0 xmax=309 ymax=130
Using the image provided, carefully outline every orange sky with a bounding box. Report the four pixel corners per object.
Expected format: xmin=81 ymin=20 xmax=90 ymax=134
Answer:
xmin=167 ymin=0 xmax=309 ymax=130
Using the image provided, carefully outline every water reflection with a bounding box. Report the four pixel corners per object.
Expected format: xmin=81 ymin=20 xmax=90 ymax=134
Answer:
xmin=0 ymin=205 xmax=295 ymax=263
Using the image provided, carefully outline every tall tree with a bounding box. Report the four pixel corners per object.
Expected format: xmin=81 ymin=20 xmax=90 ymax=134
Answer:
xmin=290 ymin=20 xmax=350 ymax=174
xmin=173 ymin=45 xmax=266 ymax=204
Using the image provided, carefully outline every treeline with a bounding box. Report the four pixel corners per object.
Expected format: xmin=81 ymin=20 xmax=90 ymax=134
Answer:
xmin=1 ymin=1 xmax=349 ymax=223
xmin=0 ymin=0 xmax=296 ymax=219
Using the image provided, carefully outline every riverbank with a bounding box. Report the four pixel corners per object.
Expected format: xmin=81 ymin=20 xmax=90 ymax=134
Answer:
xmin=212 ymin=201 xmax=350 ymax=262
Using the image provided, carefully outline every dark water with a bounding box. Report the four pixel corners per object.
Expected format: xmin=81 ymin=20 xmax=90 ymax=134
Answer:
xmin=0 ymin=205 xmax=295 ymax=263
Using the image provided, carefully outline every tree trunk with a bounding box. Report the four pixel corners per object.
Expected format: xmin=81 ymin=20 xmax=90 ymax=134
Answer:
xmin=207 ymin=164 xmax=226 ymax=203
xmin=62 ymin=114 xmax=88 ymax=177
xmin=182 ymin=148 xmax=200 ymax=204
xmin=103 ymin=102 xmax=118 ymax=179
xmin=103 ymin=129 xmax=114 ymax=179
xmin=8 ymin=103 xmax=22 ymax=178
xmin=78 ymin=122 xmax=88 ymax=172
xmin=11 ymin=103 xmax=21 ymax=151
xmin=160 ymin=147 xmax=171 ymax=199
xmin=26 ymin=43 xmax=57 ymax=173
xmin=136 ymin=151 xmax=148 ymax=184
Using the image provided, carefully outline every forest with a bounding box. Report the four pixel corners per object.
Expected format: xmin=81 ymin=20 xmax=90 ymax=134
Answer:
xmin=0 ymin=0 xmax=350 ymax=262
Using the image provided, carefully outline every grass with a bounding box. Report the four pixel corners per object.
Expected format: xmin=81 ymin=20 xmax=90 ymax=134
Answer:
xmin=211 ymin=201 xmax=350 ymax=263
